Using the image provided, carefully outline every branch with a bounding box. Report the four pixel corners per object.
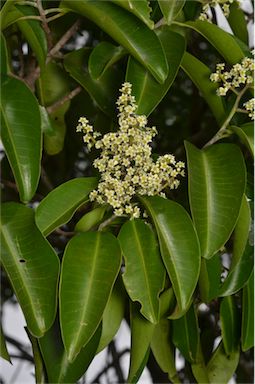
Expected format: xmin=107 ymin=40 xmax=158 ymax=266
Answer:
xmin=36 ymin=0 xmax=53 ymax=49
xmin=49 ymin=19 xmax=81 ymax=58
xmin=98 ymin=214 xmax=117 ymax=231
xmin=46 ymin=86 xmax=82 ymax=114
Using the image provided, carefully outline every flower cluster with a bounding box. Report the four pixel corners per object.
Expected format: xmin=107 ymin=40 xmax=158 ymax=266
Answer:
xmin=210 ymin=55 xmax=254 ymax=96
xmin=243 ymin=98 xmax=255 ymax=120
xmin=77 ymin=82 xmax=185 ymax=218
xmin=199 ymin=0 xmax=235 ymax=21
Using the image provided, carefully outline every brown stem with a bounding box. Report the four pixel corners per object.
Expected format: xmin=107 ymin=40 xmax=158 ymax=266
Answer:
xmin=46 ymin=86 xmax=82 ymax=114
xmin=49 ymin=19 xmax=81 ymax=58
xmin=36 ymin=0 xmax=53 ymax=49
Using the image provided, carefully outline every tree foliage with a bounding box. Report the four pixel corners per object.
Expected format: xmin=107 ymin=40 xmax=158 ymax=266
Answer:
xmin=0 ymin=0 xmax=254 ymax=383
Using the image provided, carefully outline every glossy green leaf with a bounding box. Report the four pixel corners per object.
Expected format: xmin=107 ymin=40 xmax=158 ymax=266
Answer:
xmin=151 ymin=319 xmax=178 ymax=381
xmin=39 ymin=106 xmax=54 ymax=135
xmin=15 ymin=4 xmax=47 ymax=69
xmin=228 ymin=2 xmax=248 ymax=45
xmin=75 ymin=206 xmax=106 ymax=232
xmin=89 ymin=42 xmax=126 ymax=79
xmin=64 ymin=48 xmax=121 ymax=115
xmin=140 ymin=196 xmax=200 ymax=316
xmin=220 ymin=196 xmax=253 ymax=296
xmin=44 ymin=105 xmax=68 ymax=155
xmin=25 ymin=328 xmax=45 ymax=383
xmin=199 ymin=254 xmax=221 ymax=303
xmin=231 ymin=123 xmax=254 ymax=157
xmin=220 ymin=296 xmax=240 ymax=355
xmin=1 ymin=75 xmax=42 ymax=203
xmin=158 ymin=0 xmax=185 ymax=25
xmin=241 ymin=270 xmax=254 ymax=351
xmin=96 ymin=276 xmax=126 ymax=353
xmin=181 ymin=52 xmax=226 ymax=126
xmin=172 ymin=304 xmax=199 ymax=363
xmin=185 ymin=142 xmax=246 ymax=259
xmin=206 ymin=341 xmax=239 ymax=383
xmin=118 ymin=219 xmax=165 ymax=323
xmin=60 ymin=232 xmax=121 ymax=361
xmin=128 ymin=303 xmax=155 ymax=383
xmin=39 ymin=317 xmax=101 ymax=383
xmin=0 ymin=326 xmax=11 ymax=363
xmin=111 ymin=0 xmax=154 ymax=29
xmin=183 ymin=20 xmax=245 ymax=65
xmin=0 ymin=0 xmax=24 ymax=30
xmin=0 ymin=33 xmax=10 ymax=75
xmin=159 ymin=287 xmax=176 ymax=318
xmin=35 ymin=177 xmax=97 ymax=236
xmin=126 ymin=27 xmax=185 ymax=116
xmin=60 ymin=0 xmax=168 ymax=83
xmin=0 ymin=203 xmax=60 ymax=337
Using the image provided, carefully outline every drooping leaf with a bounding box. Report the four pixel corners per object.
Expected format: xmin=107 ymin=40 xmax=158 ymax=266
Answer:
xmin=185 ymin=142 xmax=246 ymax=259
xmin=64 ymin=48 xmax=121 ymax=115
xmin=35 ymin=177 xmax=97 ymax=236
xmin=172 ymin=304 xmax=199 ymax=363
xmin=89 ymin=42 xmax=126 ymax=79
xmin=158 ymin=0 xmax=185 ymax=25
xmin=60 ymin=0 xmax=168 ymax=83
xmin=159 ymin=287 xmax=176 ymax=318
xmin=44 ymin=105 xmax=69 ymax=155
xmin=0 ymin=326 xmax=11 ymax=363
xmin=75 ymin=206 xmax=106 ymax=232
xmin=199 ymin=254 xmax=221 ymax=303
xmin=0 ymin=33 xmax=10 ymax=75
xmin=25 ymin=328 xmax=45 ymax=383
xmin=0 ymin=203 xmax=60 ymax=337
xmin=128 ymin=302 xmax=155 ymax=383
xmin=118 ymin=219 xmax=165 ymax=323
xmin=220 ymin=296 xmax=240 ymax=355
xmin=151 ymin=319 xmax=178 ymax=381
xmin=39 ymin=317 xmax=101 ymax=383
xmin=126 ymin=27 xmax=185 ymax=116
xmin=60 ymin=232 xmax=121 ymax=361
xmin=111 ymin=0 xmax=154 ymax=29
xmin=15 ymin=4 xmax=47 ymax=69
xmin=228 ymin=2 xmax=248 ymax=45
xmin=140 ymin=196 xmax=200 ymax=317
xmin=206 ymin=341 xmax=240 ymax=383
xmin=96 ymin=276 xmax=126 ymax=353
xmin=241 ymin=271 xmax=254 ymax=351
xmin=181 ymin=52 xmax=226 ymax=126
xmin=220 ymin=196 xmax=253 ymax=296
xmin=39 ymin=106 xmax=54 ymax=135
xmin=183 ymin=20 xmax=245 ymax=64
xmin=231 ymin=123 xmax=254 ymax=157
xmin=1 ymin=75 xmax=42 ymax=203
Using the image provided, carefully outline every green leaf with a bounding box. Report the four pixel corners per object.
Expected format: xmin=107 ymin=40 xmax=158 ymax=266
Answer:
xmin=0 ymin=33 xmax=10 ymax=75
xmin=206 ymin=341 xmax=239 ymax=383
xmin=159 ymin=287 xmax=176 ymax=318
xmin=126 ymin=27 xmax=185 ymax=115
xmin=111 ymin=0 xmax=154 ymax=29
xmin=140 ymin=196 xmax=200 ymax=316
xmin=75 ymin=206 xmax=106 ymax=232
xmin=185 ymin=142 xmax=246 ymax=259
xmin=183 ymin=20 xmax=245 ymax=65
xmin=151 ymin=319 xmax=178 ymax=381
xmin=220 ymin=296 xmax=240 ymax=355
xmin=241 ymin=270 xmax=254 ymax=351
xmin=39 ymin=317 xmax=101 ymax=383
xmin=228 ymin=2 xmax=248 ymax=45
xmin=35 ymin=177 xmax=97 ymax=236
xmin=0 ymin=203 xmax=60 ymax=337
xmin=39 ymin=106 xmax=54 ymax=135
xmin=1 ymin=75 xmax=42 ymax=203
xmin=59 ymin=232 xmax=121 ymax=361
xmin=220 ymin=195 xmax=253 ymax=296
xmin=96 ymin=276 xmax=126 ymax=353
xmin=15 ymin=4 xmax=47 ymax=69
xmin=199 ymin=254 xmax=221 ymax=303
xmin=89 ymin=42 xmax=126 ymax=79
xmin=128 ymin=303 xmax=155 ymax=383
xmin=44 ymin=105 xmax=68 ymax=155
xmin=158 ymin=0 xmax=185 ymax=25
xmin=25 ymin=328 xmax=45 ymax=383
xmin=60 ymin=0 xmax=168 ymax=83
xmin=172 ymin=304 xmax=199 ymax=363
xmin=0 ymin=326 xmax=11 ymax=363
xmin=64 ymin=48 xmax=121 ymax=115
xmin=231 ymin=123 xmax=254 ymax=157
xmin=118 ymin=219 xmax=165 ymax=323
xmin=181 ymin=52 xmax=226 ymax=126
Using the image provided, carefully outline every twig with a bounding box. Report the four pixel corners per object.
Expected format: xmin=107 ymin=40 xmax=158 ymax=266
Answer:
xmin=109 ymin=341 xmax=125 ymax=383
xmin=5 ymin=335 xmax=33 ymax=362
xmin=203 ymin=86 xmax=249 ymax=148
xmin=49 ymin=19 xmax=81 ymax=58
xmin=36 ymin=0 xmax=53 ymax=49
xmin=154 ymin=17 xmax=165 ymax=29
xmin=54 ymin=228 xmax=75 ymax=237
xmin=98 ymin=214 xmax=117 ymax=231
xmin=46 ymin=86 xmax=82 ymax=114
